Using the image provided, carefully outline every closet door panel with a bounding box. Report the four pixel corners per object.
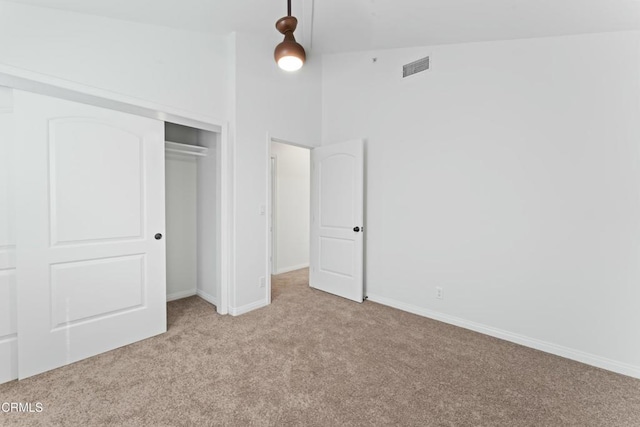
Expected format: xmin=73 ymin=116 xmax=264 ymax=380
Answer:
xmin=0 ymin=86 xmax=17 ymax=384
xmin=50 ymin=119 xmax=143 ymax=245
xmin=14 ymin=90 xmax=167 ymax=380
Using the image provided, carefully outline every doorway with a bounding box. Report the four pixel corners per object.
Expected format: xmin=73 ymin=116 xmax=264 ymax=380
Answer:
xmin=267 ymin=137 xmax=366 ymax=305
xmin=267 ymin=138 xmax=311 ymax=303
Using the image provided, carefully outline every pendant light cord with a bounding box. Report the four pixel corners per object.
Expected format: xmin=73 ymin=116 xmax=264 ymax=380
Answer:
xmin=288 ymin=0 xmax=291 ymax=16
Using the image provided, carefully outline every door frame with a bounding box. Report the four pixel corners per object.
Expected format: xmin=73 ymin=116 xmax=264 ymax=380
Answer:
xmin=270 ymin=155 xmax=278 ymax=275
xmin=0 ymin=66 xmax=234 ymax=316
xmin=265 ymin=133 xmax=314 ymax=305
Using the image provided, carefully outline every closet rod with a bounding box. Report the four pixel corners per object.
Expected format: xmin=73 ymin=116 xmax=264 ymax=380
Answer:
xmin=165 ymin=140 xmax=209 ymax=157
xmin=165 ymin=148 xmax=208 ymax=157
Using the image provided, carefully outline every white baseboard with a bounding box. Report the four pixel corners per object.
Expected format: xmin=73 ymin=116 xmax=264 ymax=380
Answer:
xmin=366 ymin=293 xmax=640 ymax=380
xmin=196 ymin=289 xmax=218 ymax=307
xmin=166 ymin=289 xmax=197 ymax=302
xmin=274 ymin=263 xmax=309 ymax=275
xmin=0 ymin=334 xmax=18 ymax=384
xmin=229 ymin=299 xmax=268 ymax=316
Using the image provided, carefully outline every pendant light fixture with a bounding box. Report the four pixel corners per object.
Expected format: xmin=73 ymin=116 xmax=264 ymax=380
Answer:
xmin=274 ymin=0 xmax=306 ymax=72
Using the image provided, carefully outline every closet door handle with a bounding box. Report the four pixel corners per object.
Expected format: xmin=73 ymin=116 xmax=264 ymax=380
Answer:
xmin=353 ymin=227 xmax=360 ymax=232
xmin=155 ymin=233 xmax=163 ymax=240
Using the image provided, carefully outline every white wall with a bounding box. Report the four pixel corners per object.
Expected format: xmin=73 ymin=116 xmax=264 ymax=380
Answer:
xmin=196 ymin=130 xmax=219 ymax=306
xmin=322 ymin=31 xmax=640 ymax=377
xmin=165 ymin=154 xmax=198 ymax=300
xmin=271 ymin=142 xmax=310 ymax=274
xmin=0 ymin=1 xmax=229 ymax=120
xmin=0 ymin=86 xmax=17 ymax=384
xmin=230 ymin=32 xmax=321 ymax=312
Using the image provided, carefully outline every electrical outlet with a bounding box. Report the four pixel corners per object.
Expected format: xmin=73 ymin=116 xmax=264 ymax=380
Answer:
xmin=259 ymin=277 xmax=266 ymax=288
xmin=436 ymin=287 xmax=443 ymax=300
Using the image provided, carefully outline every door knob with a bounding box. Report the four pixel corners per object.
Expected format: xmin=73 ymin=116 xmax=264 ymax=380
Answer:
xmin=155 ymin=233 xmax=163 ymax=240
xmin=353 ymin=227 xmax=360 ymax=232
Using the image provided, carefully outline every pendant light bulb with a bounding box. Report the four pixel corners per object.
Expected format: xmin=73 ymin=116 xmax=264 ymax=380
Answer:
xmin=278 ymin=55 xmax=304 ymax=72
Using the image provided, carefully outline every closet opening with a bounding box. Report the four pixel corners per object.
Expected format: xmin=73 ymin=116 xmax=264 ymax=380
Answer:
xmin=164 ymin=122 xmax=221 ymax=312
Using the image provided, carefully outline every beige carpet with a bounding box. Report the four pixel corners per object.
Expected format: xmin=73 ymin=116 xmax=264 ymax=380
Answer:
xmin=1 ymin=268 xmax=640 ymax=426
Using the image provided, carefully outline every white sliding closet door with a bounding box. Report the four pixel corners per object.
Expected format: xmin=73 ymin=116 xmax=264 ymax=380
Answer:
xmin=14 ymin=90 xmax=167 ymax=379
xmin=0 ymin=87 xmax=17 ymax=384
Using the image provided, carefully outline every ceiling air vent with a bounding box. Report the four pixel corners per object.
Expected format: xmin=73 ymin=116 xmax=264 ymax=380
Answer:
xmin=403 ymin=56 xmax=430 ymax=78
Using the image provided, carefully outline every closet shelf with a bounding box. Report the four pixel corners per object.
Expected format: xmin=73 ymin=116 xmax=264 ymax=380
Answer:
xmin=165 ymin=141 xmax=208 ymax=157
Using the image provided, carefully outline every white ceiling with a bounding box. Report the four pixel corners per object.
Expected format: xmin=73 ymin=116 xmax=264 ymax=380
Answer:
xmin=6 ymin=0 xmax=640 ymax=53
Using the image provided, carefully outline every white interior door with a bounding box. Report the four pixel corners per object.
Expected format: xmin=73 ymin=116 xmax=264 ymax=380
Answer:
xmin=14 ymin=90 xmax=167 ymax=379
xmin=310 ymin=140 xmax=364 ymax=302
xmin=0 ymin=86 xmax=17 ymax=384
